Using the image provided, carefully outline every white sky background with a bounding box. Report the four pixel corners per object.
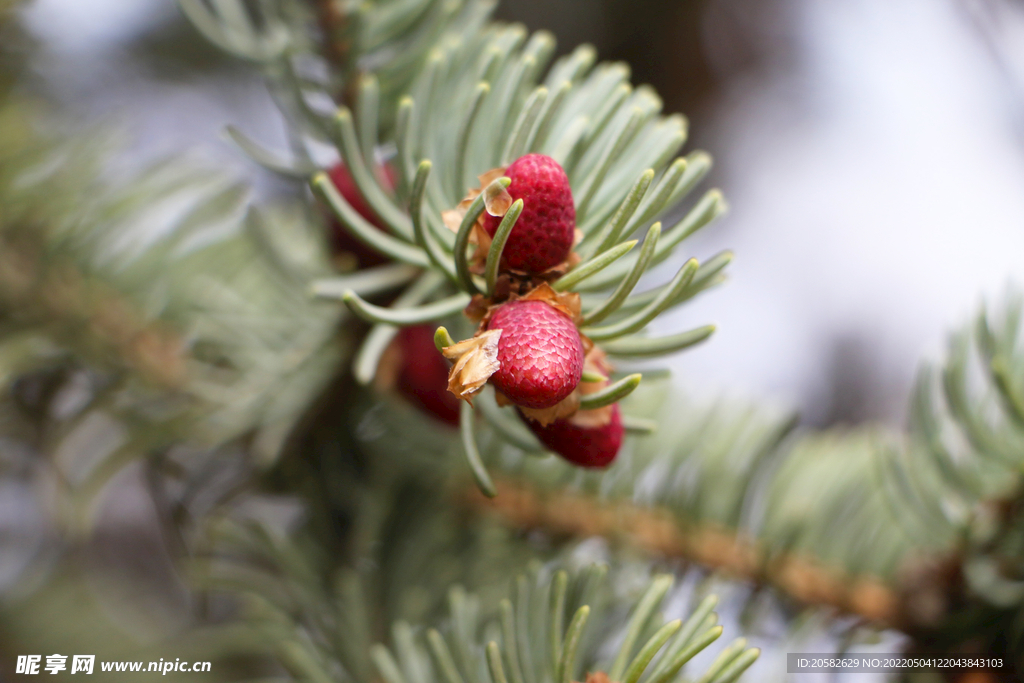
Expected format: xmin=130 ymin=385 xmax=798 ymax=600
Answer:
xmin=663 ymin=0 xmax=1024 ymax=426
xmin=21 ymin=0 xmax=1024 ymax=430
xmin=25 ymin=0 xmax=172 ymax=49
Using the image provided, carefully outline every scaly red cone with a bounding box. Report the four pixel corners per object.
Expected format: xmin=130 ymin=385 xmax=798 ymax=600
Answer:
xmin=522 ymin=403 xmax=624 ymax=468
xmin=396 ymin=325 xmax=461 ymax=427
xmin=482 ymin=154 xmax=575 ymax=273
xmin=486 ymin=299 xmax=584 ymax=409
xmin=327 ymin=162 xmax=397 ymax=268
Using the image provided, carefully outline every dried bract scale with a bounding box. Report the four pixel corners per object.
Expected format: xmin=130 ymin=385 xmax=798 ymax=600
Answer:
xmin=441 ymin=167 xmax=511 ymax=235
xmin=442 ymin=329 xmax=502 ymax=404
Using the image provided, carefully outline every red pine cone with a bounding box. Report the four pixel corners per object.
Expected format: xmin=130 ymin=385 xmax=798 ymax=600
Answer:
xmin=327 ymin=162 xmax=397 ymax=268
xmin=396 ymin=325 xmax=460 ymax=427
xmin=522 ymin=403 xmax=624 ymax=468
xmin=487 ymin=300 xmax=584 ymax=409
xmin=483 ymin=154 xmax=575 ymax=273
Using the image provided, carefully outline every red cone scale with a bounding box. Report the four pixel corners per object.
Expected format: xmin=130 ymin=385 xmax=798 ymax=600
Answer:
xmin=487 ymin=300 xmax=584 ymax=409
xmin=523 ymin=404 xmax=624 ymax=468
xmin=327 ymin=162 xmax=397 ymax=267
xmin=397 ymin=325 xmax=460 ymax=427
xmin=483 ymin=154 xmax=575 ymax=272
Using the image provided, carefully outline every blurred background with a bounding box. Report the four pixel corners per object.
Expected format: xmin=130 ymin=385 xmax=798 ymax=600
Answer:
xmin=19 ymin=0 xmax=1024 ymax=429
xmin=7 ymin=0 xmax=1024 ymax=680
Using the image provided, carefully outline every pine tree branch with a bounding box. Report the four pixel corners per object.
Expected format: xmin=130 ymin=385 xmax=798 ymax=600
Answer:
xmin=462 ymin=477 xmax=903 ymax=627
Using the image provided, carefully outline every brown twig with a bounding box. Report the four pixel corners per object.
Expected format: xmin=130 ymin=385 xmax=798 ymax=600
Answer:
xmin=464 ymin=478 xmax=904 ymax=627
